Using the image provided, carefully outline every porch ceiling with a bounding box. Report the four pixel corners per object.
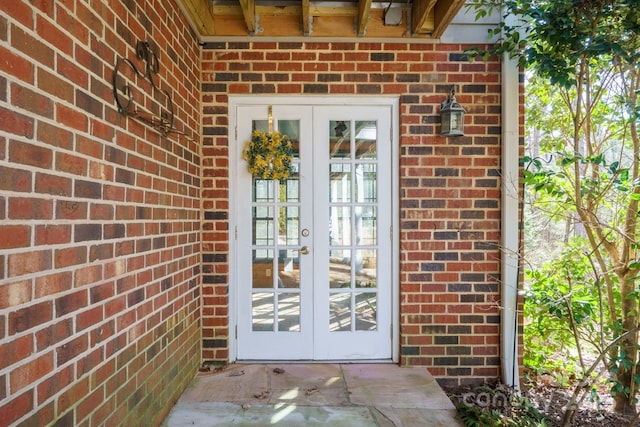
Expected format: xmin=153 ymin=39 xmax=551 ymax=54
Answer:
xmin=179 ymin=0 xmax=466 ymax=39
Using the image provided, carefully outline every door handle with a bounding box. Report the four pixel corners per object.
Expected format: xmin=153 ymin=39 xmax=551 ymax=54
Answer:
xmin=300 ymin=246 xmax=310 ymax=255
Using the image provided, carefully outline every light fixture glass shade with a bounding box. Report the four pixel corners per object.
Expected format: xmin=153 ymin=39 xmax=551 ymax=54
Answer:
xmin=440 ymin=89 xmax=465 ymax=137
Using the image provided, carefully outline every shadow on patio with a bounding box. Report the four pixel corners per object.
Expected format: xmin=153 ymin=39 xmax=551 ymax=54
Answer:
xmin=162 ymin=363 xmax=463 ymax=426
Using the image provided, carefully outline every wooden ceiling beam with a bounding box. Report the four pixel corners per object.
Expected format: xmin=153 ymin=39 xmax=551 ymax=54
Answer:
xmin=238 ymin=0 xmax=257 ymax=33
xmin=411 ymin=0 xmax=437 ymax=34
xmin=431 ymin=0 xmax=466 ymax=38
xmin=356 ymin=0 xmax=373 ymax=36
xmin=302 ymin=0 xmax=311 ymax=35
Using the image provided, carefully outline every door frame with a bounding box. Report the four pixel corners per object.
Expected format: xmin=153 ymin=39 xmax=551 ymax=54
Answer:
xmin=227 ymin=95 xmax=400 ymax=363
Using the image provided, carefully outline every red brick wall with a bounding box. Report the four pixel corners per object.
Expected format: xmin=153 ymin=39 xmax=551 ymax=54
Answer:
xmin=0 ymin=1 xmax=201 ymax=425
xmin=201 ymin=41 xmax=506 ymax=386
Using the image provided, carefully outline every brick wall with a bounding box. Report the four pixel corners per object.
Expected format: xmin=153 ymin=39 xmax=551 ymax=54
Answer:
xmin=200 ymin=41 xmax=508 ymax=386
xmin=0 ymin=1 xmax=201 ymax=425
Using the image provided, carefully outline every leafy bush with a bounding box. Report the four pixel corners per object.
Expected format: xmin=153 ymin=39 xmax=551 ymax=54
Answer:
xmin=455 ymin=384 xmax=550 ymax=427
xmin=523 ymin=239 xmax=609 ymax=381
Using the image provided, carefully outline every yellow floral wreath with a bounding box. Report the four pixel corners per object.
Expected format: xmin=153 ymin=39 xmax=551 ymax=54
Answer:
xmin=242 ymin=130 xmax=294 ymax=180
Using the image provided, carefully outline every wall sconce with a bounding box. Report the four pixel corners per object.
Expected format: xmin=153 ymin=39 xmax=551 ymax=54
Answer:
xmin=440 ymin=85 xmax=465 ymax=137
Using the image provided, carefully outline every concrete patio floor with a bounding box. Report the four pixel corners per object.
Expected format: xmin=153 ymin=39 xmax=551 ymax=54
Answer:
xmin=162 ymin=363 xmax=463 ymax=426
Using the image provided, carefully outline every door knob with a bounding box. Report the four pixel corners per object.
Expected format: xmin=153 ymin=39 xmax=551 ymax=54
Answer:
xmin=300 ymin=246 xmax=310 ymax=255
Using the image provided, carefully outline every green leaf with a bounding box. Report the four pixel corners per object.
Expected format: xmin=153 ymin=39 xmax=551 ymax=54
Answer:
xmin=609 ymin=161 xmax=620 ymax=174
xmin=620 ymin=169 xmax=629 ymax=181
xmin=560 ymin=156 xmax=575 ymax=166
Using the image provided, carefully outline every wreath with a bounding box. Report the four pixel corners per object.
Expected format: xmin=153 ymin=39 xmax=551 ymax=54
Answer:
xmin=242 ymin=130 xmax=294 ymax=180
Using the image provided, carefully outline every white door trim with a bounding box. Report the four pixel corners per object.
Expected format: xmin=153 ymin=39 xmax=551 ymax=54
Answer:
xmin=227 ymin=95 xmax=400 ymax=363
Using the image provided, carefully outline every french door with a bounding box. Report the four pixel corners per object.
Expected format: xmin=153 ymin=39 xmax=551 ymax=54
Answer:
xmin=235 ymin=101 xmax=394 ymax=360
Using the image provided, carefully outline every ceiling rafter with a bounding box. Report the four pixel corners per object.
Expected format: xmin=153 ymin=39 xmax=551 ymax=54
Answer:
xmin=431 ymin=0 xmax=465 ymax=38
xmin=238 ymin=0 xmax=257 ymax=33
xmin=302 ymin=0 xmax=311 ymax=35
xmin=411 ymin=0 xmax=437 ymax=34
xmin=356 ymin=0 xmax=373 ymax=36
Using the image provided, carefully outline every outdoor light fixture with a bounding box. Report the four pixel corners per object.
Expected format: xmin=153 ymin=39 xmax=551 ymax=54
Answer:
xmin=440 ymin=85 xmax=465 ymax=137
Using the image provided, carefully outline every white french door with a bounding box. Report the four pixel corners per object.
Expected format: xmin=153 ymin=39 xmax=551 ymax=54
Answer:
xmin=234 ymin=100 xmax=395 ymax=360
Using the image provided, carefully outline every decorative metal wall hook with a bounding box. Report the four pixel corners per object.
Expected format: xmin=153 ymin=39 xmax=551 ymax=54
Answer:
xmin=448 ymin=85 xmax=457 ymax=101
xmin=112 ymin=40 xmax=187 ymax=139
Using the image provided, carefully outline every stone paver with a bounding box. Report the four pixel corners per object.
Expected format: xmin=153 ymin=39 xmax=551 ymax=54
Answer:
xmin=269 ymin=364 xmax=350 ymax=406
xmin=342 ymin=364 xmax=454 ymax=409
xmin=163 ymin=364 xmax=463 ymax=427
xmin=178 ymin=365 xmax=269 ymax=403
xmin=166 ymin=402 xmax=381 ymax=426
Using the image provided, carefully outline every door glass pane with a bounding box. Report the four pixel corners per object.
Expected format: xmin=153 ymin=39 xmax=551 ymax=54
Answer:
xmin=329 ymin=206 xmax=351 ymax=246
xmin=329 ymin=249 xmax=351 ymax=289
xmin=329 ymin=120 xmax=351 ymax=158
xmin=330 ymin=164 xmax=351 ymax=203
xmin=290 ymin=163 xmax=300 ymax=178
xmin=278 ymin=293 xmax=300 ymax=332
xmin=355 ymin=249 xmax=376 ymax=288
xmin=279 ymin=206 xmax=299 ymax=246
xmin=252 ymin=293 xmax=274 ymax=331
xmin=278 ymin=249 xmax=301 ymax=288
xmin=355 ymin=292 xmax=377 ymax=331
xmin=355 ymin=164 xmax=377 ymax=202
xmin=355 ymin=121 xmax=377 ymax=159
xmin=355 ymin=206 xmax=376 ymax=245
xmin=253 ymin=120 xmax=269 ymax=132
xmin=254 ymin=179 xmax=275 ymax=202
xmin=329 ymin=293 xmax=351 ymax=331
xmin=278 ymin=119 xmax=300 ymax=159
xmin=253 ymin=206 xmax=274 ymax=245
xmin=252 ymin=249 xmax=275 ymax=288
xmin=280 ymin=176 xmax=299 ymax=203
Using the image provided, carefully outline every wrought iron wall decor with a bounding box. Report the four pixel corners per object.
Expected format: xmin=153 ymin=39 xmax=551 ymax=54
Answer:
xmin=112 ymin=40 xmax=190 ymax=140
